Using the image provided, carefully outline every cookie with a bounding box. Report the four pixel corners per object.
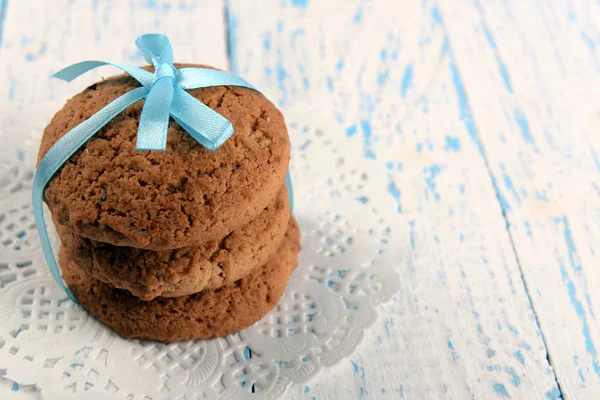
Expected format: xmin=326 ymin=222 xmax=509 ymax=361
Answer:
xmin=58 ymin=188 xmax=290 ymax=300
xmin=60 ymin=219 xmax=300 ymax=342
xmin=39 ymin=64 xmax=290 ymax=250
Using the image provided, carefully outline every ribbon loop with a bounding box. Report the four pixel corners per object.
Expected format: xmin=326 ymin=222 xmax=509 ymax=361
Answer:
xmin=135 ymin=34 xmax=174 ymax=66
xmin=53 ymin=61 xmax=154 ymax=89
xmin=35 ymin=33 xmax=294 ymax=303
xmin=177 ymin=68 xmax=255 ymax=90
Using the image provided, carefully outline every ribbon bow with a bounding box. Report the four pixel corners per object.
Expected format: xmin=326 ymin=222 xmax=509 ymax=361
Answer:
xmin=33 ymin=34 xmax=292 ymax=302
xmin=53 ymin=34 xmax=256 ymax=151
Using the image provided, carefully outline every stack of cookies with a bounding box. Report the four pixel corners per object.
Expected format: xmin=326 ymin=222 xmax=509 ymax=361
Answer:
xmin=37 ymin=66 xmax=300 ymax=343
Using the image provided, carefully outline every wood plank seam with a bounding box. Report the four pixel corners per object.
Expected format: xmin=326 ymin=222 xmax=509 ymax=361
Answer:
xmin=224 ymin=0 xmax=237 ymax=74
xmin=0 ymin=0 xmax=7 ymax=46
xmin=438 ymin=0 xmax=600 ymax=396
xmin=224 ymin=0 xmax=257 ymax=395
xmin=428 ymin=4 xmax=566 ymax=398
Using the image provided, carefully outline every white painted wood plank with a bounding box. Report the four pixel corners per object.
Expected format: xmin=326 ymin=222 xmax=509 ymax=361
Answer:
xmin=439 ymin=0 xmax=600 ymax=398
xmin=0 ymin=0 xmax=228 ymax=115
xmin=228 ymin=0 xmax=562 ymax=398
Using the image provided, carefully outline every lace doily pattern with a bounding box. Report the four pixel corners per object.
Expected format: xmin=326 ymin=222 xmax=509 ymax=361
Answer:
xmin=0 ymin=103 xmax=403 ymax=399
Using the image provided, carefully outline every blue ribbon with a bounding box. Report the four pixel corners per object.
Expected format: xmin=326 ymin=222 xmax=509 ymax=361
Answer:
xmin=33 ymin=34 xmax=293 ymax=302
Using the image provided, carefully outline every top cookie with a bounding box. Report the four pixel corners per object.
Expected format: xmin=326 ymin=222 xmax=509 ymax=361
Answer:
xmin=38 ymin=64 xmax=290 ymax=250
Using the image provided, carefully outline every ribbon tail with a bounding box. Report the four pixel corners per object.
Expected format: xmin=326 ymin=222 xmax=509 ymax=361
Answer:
xmin=285 ymin=172 xmax=294 ymax=212
xmin=32 ymin=87 xmax=148 ymax=303
xmin=137 ymin=77 xmax=174 ymax=151
xmin=31 ymin=193 xmax=76 ymax=300
xmin=177 ymin=68 xmax=257 ymax=91
xmin=53 ymin=61 xmax=154 ymax=88
xmin=170 ymin=88 xmax=234 ymax=151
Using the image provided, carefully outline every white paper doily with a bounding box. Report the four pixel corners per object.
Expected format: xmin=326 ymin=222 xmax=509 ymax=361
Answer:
xmin=0 ymin=102 xmax=404 ymax=399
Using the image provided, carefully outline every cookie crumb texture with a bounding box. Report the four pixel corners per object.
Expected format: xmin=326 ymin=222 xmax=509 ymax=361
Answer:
xmin=59 ymin=188 xmax=290 ymax=300
xmin=61 ymin=219 xmax=300 ymax=342
xmin=39 ymin=64 xmax=290 ymax=250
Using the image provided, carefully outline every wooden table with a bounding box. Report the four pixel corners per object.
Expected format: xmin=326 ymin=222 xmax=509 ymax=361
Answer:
xmin=1 ymin=0 xmax=598 ymax=399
